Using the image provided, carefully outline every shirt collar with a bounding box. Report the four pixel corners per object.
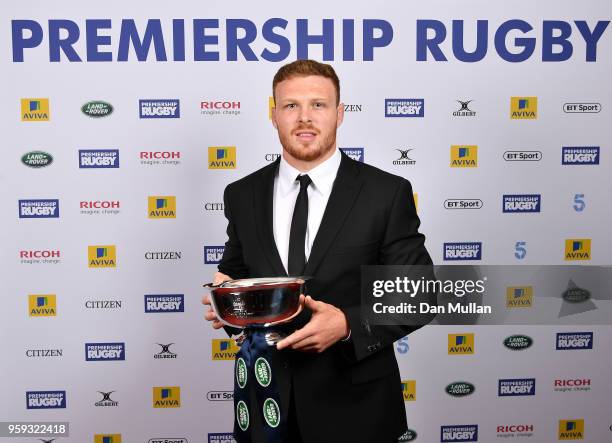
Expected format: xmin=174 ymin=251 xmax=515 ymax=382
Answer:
xmin=278 ymin=148 xmax=341 ymax=198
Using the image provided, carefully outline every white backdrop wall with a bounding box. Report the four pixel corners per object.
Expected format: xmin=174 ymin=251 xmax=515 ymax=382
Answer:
xmin=2 ymin=1 xmax=612 ymax=442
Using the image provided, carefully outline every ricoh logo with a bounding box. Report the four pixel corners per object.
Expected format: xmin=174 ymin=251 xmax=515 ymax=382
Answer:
xmin=385 ymin=99 xmax=424 ymax=117
xmin=140 ymin=151 xmax=181 ymax=166
xmin=563 ymin=103 xmax=601 ymax=113
xmin=153 ymin=386 xmax=181 ymax=408
xmin=498 ymin=378 xmax=536 ymax=396
xmin=441 ymin=425 xmax=478 ymax=442
xmin=448 ymin=333 xmax=475 ymax=355
xmin=28 ymin=294 xmax=57 ymax=316
xmin=19 ymin=199 xmax=59 ymax=218
xmin=26 ymin=390 xmax=66 ymax=409
xmin=201 ymin=100 xmax=241 ymax=116
xmin=503 ymin=194 xmax=541 ymax=213
xmin=503 ymin=150 xmax=542 ymax=162
xmin=145 ymin=295 xmax=184 ymax=313
xmin=554 ymin=378 xmax=591 ymax=392
xmin=85 ymin=342 xmax=125 ymax=361
xmin=79 ymin=149 xmax=120 ymax=168
xmin=80 ymin=200 xmax=120 ymax=215
xmin=444 ymin=242 xmax=482 ymax=261
xmin=562 ymin=146 xmax=599 ymax=165
xmin=139 ymin=99 xmax=180 ymax=118
xmin=20 ymin=249 xmax=61 ymax=265
xmin=208 ymin=434 xmax=236 ymax=443
xmin=339 ymin=147 xmax=364 ymax=162
xmin=444 ymin=199 xmax=483 ymax=210
xmin=496 ymin=424 xmax=534 ymax=438
xmin=556 ymin=332 xmax=593 ymax=350
xmin=205 ymin=246 xmax=225 ymax=264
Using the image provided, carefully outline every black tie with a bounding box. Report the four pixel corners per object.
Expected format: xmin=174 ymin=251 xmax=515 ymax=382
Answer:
xmin=288 ymin=174 xmax=312 ymax=276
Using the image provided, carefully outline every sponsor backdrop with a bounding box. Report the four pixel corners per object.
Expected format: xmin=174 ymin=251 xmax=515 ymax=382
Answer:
xmin=2 ymin=0 xmax=611 ymax=442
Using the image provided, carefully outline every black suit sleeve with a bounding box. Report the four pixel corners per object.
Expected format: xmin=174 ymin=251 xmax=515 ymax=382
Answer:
xmin=341 ymin=178 xmax=435 ymax=362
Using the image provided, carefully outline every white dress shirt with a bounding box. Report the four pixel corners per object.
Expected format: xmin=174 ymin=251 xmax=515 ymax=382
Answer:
xmin=273 ymin=148 xmax=342 ymax=274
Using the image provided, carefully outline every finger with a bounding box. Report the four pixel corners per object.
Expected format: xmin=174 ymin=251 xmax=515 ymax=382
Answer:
xmin=205 ymin=309 xmax=219 ymax=321
xmin=212 ymin=320 xmax=224 ymax=329
xmin=213 ymin=272 xmax=231 ymax=285
xmin=288 ymin=335 xmax=318 ymax=350
xmin=202 ymin=294 xmax=211 ymax=305
xmin=276 ymin=326 xmax=315 ymax=350
xmin=304 ymin=295 xmax=322 ymax=312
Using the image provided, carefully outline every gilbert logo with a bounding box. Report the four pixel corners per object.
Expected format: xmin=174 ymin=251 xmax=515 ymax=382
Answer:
xmin=28 ymin=294 xmax=57 ymax=316
xmin=506 ymin=287 xmax=533 ymax=308
xmin=401 ymin=380 xmax=416 ymax=401
xmin=510 ymin=97 xmax=537 ymax=119
xmin=148 ymin=196 xmax=176 ymax=218
xmin=564 ymin=239 xmax=591 ymax=261
xmin=88 ymin=245 xmax=117 ymax=268
xmin=21 ymin=98 xmax=50 ymax=121
xmin=448 ymin=333 xmax=474 ymax=354
xmin=208 ymin=147 xmax=236 ymax=169
xmin=95 ymin=434 xmax=122 ymax=443
xmin=211 ymin=339 xmax=239 ymax=360
xmin=153 ymin=386 xmax=181 ymax=408
xmin=450 ymin=145 xmax=477 ymax=167
xmin=558 ymin=419 xmax=584 ymax=440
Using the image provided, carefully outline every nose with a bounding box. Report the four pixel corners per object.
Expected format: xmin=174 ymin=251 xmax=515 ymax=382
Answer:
xmin=298 ymin=106 xmax=312 ymax=124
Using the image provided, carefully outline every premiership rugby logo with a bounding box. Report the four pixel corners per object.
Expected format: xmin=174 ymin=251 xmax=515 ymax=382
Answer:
xmin=562 ymin=147 xmax=599 ymax=165
xmin=139 ymin=99 xmax=180 ymax=118
xmin=444 ymin=243 xmax=482 ymax=261
xmin=385 ymin=99 xmax=424 ymax=117
xmin=446 ymin=382 xmax=475 ymax=397
xmin=498 ymin=378 xmax=536 ymax=396
xmin=441 ymin=425 xmax=478 ymax=442
xmin=79 ymin=149 xmax=120 ymax=168
xmin=144 ymin=294 xmax=184 ymax=313
xmin=339 ymin=147 xmax=364 ymax=162
xmin=502 ymin=195 xmax=541 ymax=213
xmin=22 ymin=151 xmax=53 ymax=168
xmin=86 ymin=342 xmax=125 ymax=361
xmin=82 ymin=101 xmax=113 ymax=117
xmin=556 ymin=332 xmax=593 ymax=350
xmin=19 ymin=199 xmax=59 ymax=218
xmin=26 ymin=390 xmax=66 ymax=409
xmin=255 ymin=357 xmax=271 ymax=387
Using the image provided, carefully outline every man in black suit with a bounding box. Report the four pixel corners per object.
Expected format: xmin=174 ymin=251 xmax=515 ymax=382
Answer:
xmin=203 ymin=59 xmax=432 ymax=443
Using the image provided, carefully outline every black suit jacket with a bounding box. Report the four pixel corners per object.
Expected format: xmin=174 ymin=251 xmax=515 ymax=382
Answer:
xmin=218 ymin=150 xmax=432 ymax=443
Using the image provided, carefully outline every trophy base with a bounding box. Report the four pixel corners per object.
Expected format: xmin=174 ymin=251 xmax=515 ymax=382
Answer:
xmin=233 ymin=330 xmax=287 ymax=346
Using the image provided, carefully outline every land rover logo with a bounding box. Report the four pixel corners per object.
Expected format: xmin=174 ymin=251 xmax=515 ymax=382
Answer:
xmin=445 ymin=382 xmax=475 ymax=397
xmin=263 ymin=398 xmax=280 ymax=428
xmin=255 ymin=357 xmax=272 ymax=387
xmin=562 ymin=287 xmax=590 ymax=303
xmin=22 ymin=151 xmax=53 ymax=168
xmin=398 ymin=428 xmax=418 ymax=441
xmin=236 ymin=400 xmax=249 ymax=431
xmin=504 ymin=335 xmax=533 ymax=350
xmin=236 ymin=358 xmax=247 ymax=389
xmin=82 ymin=101 xmax=113 ymax=117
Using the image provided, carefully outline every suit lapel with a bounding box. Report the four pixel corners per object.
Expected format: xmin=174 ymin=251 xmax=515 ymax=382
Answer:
xmin=304 ymin=152 xmax=363 ymax=276
xmin=252 ymin=157 xmax=288 ymax=277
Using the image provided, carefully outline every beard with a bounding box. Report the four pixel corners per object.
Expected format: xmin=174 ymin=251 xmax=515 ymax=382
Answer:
xmin=278 ymin=125 xmax=337 ymax=162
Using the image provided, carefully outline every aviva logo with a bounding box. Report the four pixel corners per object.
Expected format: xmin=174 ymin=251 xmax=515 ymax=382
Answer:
xmin=212 ymin=339 xmax=240 ymax=360
xmin=448 ymin=333 xmax=474 ymax=355
xmin=268 ymin=96 xmax=275 ymax=119
xmin=511 ymin=97 xmax=537 ymax=119
xmin=558 ymin=419 xmax=584 ymax=440
xmin=94 ymin=434 xmax=122 ymax=443
xmin=28 ymin=294 xmax=56 ymax=317
xmin=208 ymin=146 xmax=236 ymax=169
xmin=148 ymin=196 xmax=176 ymax=218
xmin=21 ymin=98 xmax=50 ymax=121
xmin=401 ymin=380 xmax=416 ymax=401
xmin=506 ymin=286 xmax=533 ymax=308
xmin=564 ymin=239 xmax=591 ymax=261
xmin=88 ymin=245 xmax=117 ymax=268
xmin=450 ymin=145 xmax=477 ymax=167
xmin=413 ymin=193 xmax=418 ymax=212
xmin=153 ymin=386 xmax=181 ymax=408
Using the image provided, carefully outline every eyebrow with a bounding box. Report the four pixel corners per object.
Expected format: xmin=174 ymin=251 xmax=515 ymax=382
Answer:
xmin=279 ymin=97 xmax=330 ymax=103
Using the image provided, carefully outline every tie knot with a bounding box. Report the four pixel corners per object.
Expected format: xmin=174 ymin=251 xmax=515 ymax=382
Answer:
xmin=295 ymin=174 xmax=312 ymax=190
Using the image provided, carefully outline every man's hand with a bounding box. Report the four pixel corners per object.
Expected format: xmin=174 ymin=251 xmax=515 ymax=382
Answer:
xmin=276 ymin=295 xmax=350 ymax=353
xmin=202 ymin=272 xmax=232 ymax=329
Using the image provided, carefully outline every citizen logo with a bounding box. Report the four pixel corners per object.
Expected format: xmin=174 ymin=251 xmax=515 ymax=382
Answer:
xmin=204 ymin=203 xmax=224 ymax=211
xmin=144 ymin=251 xmax=182 ymax=260
xmin=26 ymin=349 xmax=63 ymax=357
xmin=393 ymin=149 xmax=416 ymax=165
xmin=453 ymin=100 xmax=476 ymax=117
xmin=265 ymin=153 xmax=281 ymax=162
xmin=95 ymin=390 xmax=119 ymax=407
xmin=85 ymin=300 xmax=122 ymax=309
xmin=155 ymin=343 xmax=178 ymax=359
xmin=344 ymin=104 xmax=363 ymax=112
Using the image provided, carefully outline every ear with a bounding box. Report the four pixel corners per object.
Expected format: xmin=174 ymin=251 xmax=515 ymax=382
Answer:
xmin=336 ymin=102 xmax=345 ymax=128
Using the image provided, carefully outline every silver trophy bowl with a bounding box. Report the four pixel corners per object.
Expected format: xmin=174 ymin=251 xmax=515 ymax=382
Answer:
xmin=205 ymin=277 xmax=306 ymax=345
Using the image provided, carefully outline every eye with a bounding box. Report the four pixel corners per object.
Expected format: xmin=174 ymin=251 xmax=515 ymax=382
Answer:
xmin=285 ymin=103 xmax=296 ymax=109
xmin=314 ymin=102 xmax=324 ymax=108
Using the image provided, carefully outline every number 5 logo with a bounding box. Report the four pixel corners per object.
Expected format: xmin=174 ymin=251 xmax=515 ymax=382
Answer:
xmin=515 ymin=241 xmax=527 ymax=260
xmin=573 ymin=194 xmax=585 ymax=212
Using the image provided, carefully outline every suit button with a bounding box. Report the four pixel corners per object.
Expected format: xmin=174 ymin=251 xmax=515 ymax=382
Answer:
xmin=367 ymin=345 xmax=374 ymax=352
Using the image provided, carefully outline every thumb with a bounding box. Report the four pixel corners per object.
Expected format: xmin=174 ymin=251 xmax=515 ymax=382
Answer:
xmin=305 ymin=295 xmax=321 ymax=312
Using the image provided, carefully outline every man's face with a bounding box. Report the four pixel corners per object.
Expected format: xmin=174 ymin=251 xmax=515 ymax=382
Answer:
xmin=272 ymin=75 xmax=343 ymax=163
